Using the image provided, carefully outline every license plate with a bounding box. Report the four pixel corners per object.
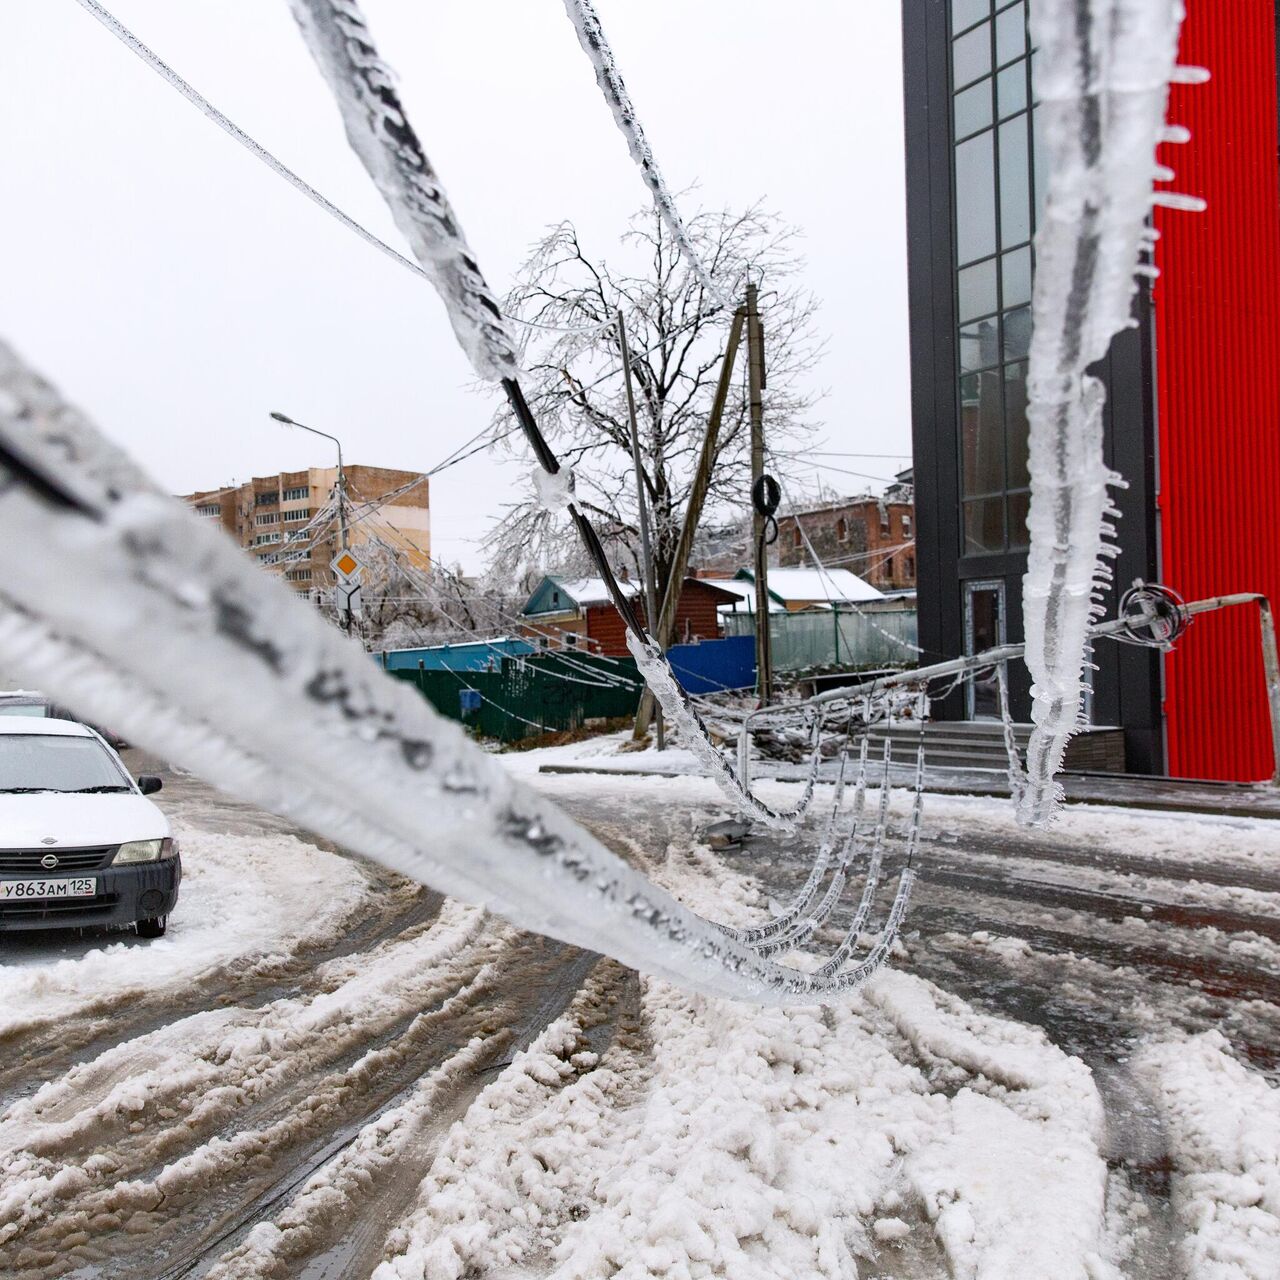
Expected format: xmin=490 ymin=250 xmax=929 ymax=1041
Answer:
xmin=0 ymin=877 xmax=97 ymax=900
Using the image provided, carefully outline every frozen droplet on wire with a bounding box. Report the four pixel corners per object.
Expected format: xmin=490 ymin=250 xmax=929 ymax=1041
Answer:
xmin=533 ymin=466 xmax=576 ymax=514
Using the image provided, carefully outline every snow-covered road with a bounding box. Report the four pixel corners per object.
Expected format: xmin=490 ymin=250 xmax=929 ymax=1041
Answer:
xmin=1 ymin=746 xmax=1277 ymax=1278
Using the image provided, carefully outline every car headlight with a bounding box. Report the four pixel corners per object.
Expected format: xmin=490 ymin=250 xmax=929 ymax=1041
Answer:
xmin=114 ymin=838 xmax=173 ymax=865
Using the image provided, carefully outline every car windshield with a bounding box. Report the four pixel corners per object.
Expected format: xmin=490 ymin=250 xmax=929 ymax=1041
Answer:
xmin=0 ymin=734 xmax=131 ymax=793
xmin=0 ymin=704 xmax=50 ymax=717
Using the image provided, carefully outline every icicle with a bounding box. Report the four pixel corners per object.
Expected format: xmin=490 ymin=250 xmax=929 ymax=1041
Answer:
xmin=533 ymin=465 xmax=576 ymax=514
xmin=752 ymin=739 xmax=895 ymax=958
xmin=996 ymin=661 xmax=1028 ymax=807
xmin=1017 ymin=0 xmax=1197 ymax=827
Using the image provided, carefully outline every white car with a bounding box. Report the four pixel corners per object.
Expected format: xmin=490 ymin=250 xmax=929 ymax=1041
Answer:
xmin=0 ymin=718 xmax=180 ymax=936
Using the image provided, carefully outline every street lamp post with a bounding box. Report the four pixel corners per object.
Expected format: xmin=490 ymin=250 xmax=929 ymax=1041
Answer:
xmin=270 ymin=411 xmax=351 ymax=632
xmin=269 ymin=411 xmax=348 ymax=551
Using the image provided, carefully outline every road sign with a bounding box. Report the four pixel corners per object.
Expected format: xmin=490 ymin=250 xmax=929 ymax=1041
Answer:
xmin=335 ymin=581 xmax=362 ymax=617
xmin=331 ymin=549 xmax=362 ymax=581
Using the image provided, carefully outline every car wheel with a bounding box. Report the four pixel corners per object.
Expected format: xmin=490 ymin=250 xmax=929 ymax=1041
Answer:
xmin=136 ymin=916 xmax=167 ymax=938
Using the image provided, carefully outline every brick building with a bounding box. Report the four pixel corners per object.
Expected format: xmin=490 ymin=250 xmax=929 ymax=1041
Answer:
xmin=180 ymin=464 xmax=430 ymax=595
xmin=518 ymin=575 xmax=739 ymax=657
xmin=773 ymin=473 xmax=916 ymax=593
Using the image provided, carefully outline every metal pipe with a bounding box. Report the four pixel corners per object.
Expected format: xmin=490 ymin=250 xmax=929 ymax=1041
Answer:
xmin=1257 ymin=597 xmax=1280 ymax=786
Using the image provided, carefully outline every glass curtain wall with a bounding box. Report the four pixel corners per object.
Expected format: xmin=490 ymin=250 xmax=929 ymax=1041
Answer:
xmin=949 ymin=0 xmax=1041 ymax=556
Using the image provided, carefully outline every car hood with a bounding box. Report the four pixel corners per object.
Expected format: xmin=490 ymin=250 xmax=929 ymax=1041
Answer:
xmin=0 ymin=793 xmax=170 ymax=848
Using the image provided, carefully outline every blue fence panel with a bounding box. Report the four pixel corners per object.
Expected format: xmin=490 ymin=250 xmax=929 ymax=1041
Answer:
xmin=667 ymin=635 xmax=756 ymax=694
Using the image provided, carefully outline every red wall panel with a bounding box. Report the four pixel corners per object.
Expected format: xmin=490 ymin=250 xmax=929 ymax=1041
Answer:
xmin=1154 ymin=3 xmax=1280 ymax=780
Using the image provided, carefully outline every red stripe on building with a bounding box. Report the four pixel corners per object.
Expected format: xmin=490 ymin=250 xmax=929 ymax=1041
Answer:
xmin=1154 ymin=3 xmax=1280 ymax=780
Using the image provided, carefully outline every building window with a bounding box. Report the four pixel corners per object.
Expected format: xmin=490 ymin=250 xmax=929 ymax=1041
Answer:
xmin=905 ymin=554 xmax=916 ymax=579
xmin=836 ymin=517 xmax=848 ymax=542
xmin=282 ymin=486 xmax=309 ymax=502
xmin=255 ymin=512 xmax=278 ymax=526
xmin=253 ymin=533 xmax=282 ymax=546
xmin=564 ymin=632 xmax=578 ymax=648
xmin=255 ymin=491 xmax=278 ymax=506
xmin=285 ymin=568 xmax=312 ymax=582
xmin=792 ymin=525 xmax=802 ymax=548
xmin=902 ymin=514 xmax=913 ymax=537
xmin=282 ymin=508 xmax=312 ymax=522
xmin=948 ymin=0 xmax=1038 ymax=556
xmin=260 ymin=553 xmax=280 ymax=566
xmin=195 ymin=504 xmax=221 ymax=517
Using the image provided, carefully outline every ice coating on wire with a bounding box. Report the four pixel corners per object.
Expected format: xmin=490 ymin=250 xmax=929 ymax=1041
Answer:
xmin=1018 ymin=0 xmax=1191 ymax=826
xmin=730 ymin=734 xmax=866 ymax=947
xmin=627 ymin=631 xmax=819 ymax=831
xmin=560 ymin=0 xmax=731 ymax=309
xmin=288 ymin=0 xmax=518 ymax=383
xmin=754 ymin=740 xmax=896 ymax=959
xmin=0 ymin=338 xmax=916 ymax=1005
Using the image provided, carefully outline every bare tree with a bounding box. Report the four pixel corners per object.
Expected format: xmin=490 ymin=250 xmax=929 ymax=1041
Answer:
xmin=485 ymin=202 xmax=823 ymax=605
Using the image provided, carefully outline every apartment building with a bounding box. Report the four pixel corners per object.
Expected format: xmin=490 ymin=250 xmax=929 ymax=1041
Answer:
xmin=182 ymin=464 xmax=430 ymax=594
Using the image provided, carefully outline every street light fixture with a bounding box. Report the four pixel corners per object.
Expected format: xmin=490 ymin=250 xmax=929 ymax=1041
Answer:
xmin=269 ymin=411 xmax=348 ymax=552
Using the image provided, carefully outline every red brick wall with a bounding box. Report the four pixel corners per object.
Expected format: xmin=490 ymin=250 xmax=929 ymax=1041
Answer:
xmin=585 ymin=581 xmax=727 ymax=656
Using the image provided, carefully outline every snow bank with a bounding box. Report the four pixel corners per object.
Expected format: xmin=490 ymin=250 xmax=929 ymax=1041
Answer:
xmin=1133 ymin=1032 xmax=1280 ymax=1278
xmin=0 ymin=826 xmax=371 ymax=1037
xmin=373 ymin=856 xmax=1113 ymax=1280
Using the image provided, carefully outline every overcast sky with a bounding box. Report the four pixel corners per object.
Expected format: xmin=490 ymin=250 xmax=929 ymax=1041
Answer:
xmin=1 ymin=1 xmax=910 ymax=572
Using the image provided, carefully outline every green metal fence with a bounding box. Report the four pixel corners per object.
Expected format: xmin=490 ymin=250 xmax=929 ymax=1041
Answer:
xmin=386 ymin=652 xmax=642 ymax=743
xmin=722 ymin=607 xmax=918 ymax=672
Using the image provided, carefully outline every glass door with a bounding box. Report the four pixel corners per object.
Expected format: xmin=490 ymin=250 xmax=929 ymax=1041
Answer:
xmin=964 ymin=579 xmax=1006 ymax=719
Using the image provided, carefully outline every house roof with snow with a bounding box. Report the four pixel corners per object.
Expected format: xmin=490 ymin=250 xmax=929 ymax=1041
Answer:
xmin=733 ymin=566 xmax=884 ymax=608
xmin=520 ymin=576 xmax=642 ymax=618
xmin=520 ymin=574 xmax=740 ymax=619
xmin=711 ymin=579 xmax=787 ymax=613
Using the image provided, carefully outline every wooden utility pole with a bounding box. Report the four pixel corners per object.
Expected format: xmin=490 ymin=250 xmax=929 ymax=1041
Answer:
xmin=632 ymin=304 xmax=747 ymax=739
xmin=747 ymin=281 xmax=773 ymax=705
xmin=617 ymin=312 xmax=664 ymax=750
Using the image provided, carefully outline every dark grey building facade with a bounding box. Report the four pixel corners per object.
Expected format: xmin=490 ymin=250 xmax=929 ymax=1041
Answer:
xmin=902 ymin=0 xmax=1164 ymax=772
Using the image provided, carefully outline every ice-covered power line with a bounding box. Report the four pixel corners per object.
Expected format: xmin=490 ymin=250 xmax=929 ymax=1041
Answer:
xmin=289 ymin=0 xmax=820 ymax=833
xmin=1017 ymin=0 xmax=1203 ymax=827
xmin=560 ymin=0 xmax=733 ymax=310
xmin=0 ymin=337 xmax=916 ymax=1005
xmin=71 ymin=0 xmax=625 ymax=341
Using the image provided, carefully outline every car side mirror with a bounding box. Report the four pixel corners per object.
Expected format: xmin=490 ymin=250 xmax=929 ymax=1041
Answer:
xmin=137 ymin=775 xmax=163 ymax=795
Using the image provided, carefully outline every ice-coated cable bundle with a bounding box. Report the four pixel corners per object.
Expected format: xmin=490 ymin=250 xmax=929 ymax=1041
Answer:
xmin=1018 ymin=0 xmax=1200 ymax=826
xmin=559 ymin=0 xmax=732 ymax=310
xmin=813 ymin=730 xmax=923 ymax=980
xmin=729 ymin=729 xmax=865 ymax=948
xmin=0 ymin=338 xmax=920 ymax=1005
xmin=752 ymin=738 xmax=897 ymax=959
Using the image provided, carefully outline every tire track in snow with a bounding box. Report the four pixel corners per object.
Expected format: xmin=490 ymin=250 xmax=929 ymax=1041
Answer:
xmin=0 ymin=916 xmax=598 ymax=1279
xmin=202 ymin=960 xmax=638 ymax=1280
xmin=0 ymin=874 xmax=441 ymax=1113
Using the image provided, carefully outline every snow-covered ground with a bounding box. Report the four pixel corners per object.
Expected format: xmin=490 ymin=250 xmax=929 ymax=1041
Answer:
xmin=1 ymin=740 xmax=1277 ymax=1278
